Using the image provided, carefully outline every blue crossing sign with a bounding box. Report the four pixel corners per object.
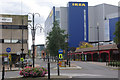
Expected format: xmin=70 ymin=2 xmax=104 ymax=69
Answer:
xmin=58 ymin=49 xmax=63 ymax=54
xmin=6 ymin=47 xmax=11 ymax=53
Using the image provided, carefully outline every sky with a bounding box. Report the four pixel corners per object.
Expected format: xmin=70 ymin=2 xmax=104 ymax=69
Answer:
xmin=0 ymin=0 xmax=120 ymax=49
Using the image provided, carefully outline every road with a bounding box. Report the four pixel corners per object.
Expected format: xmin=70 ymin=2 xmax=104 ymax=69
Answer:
xmin=1 ymin=58 xmax=119 ymax=79
xmin=35 ymin=58 xmax=118 ymax=78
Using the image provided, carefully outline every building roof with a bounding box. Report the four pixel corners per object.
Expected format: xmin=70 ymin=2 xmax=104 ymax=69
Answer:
xmin=75 ymin=44 xmax=118 ymax=52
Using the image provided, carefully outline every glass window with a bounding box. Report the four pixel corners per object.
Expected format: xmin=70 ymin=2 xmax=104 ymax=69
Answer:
xmin=12 ymin=40 xmax=18 ymax=43
xmin=3 ymin=39 xmax=27 ymax=43
xmin=0 ymin=39 xmax=4 ymax=43
xmin=4 ymin=39 xmax=11 ymax=43
xmin=1 ymin=25 xmax=27 ymax=29
xmin=56 ymin=11 xmax=60 ymax=23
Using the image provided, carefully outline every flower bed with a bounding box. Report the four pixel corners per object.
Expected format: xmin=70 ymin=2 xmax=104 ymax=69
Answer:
xmin=19 ymin=66 xmax=48 ymax=77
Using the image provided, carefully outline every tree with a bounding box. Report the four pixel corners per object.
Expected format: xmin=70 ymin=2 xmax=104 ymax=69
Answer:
xmin=113 ymin=21 xmax=120 ymax=44
xmin=76 ymin=42 xmax=93 ymax=50
xmin=46 ymin=20 xmax=68 ymax=57
xmin=69 ymin=47 xmax=76 ymax=52
xmin=114 ymin=21 xmax=120 ymax=61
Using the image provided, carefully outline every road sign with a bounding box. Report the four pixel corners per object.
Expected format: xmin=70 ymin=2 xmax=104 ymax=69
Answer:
xmin=6 ymin=47 xmax=11 ymax=53
xmin=59 ymin=54 xmax=63 ymax=59
xmin=58 ymin=49 xmax=63 ymax=54
xmin=20 ymin=58 xmax=24 ymax=62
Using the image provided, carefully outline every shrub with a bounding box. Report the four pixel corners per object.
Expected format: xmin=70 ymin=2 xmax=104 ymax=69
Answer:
xmin=19 ymin=66 xmax=48 ymax=77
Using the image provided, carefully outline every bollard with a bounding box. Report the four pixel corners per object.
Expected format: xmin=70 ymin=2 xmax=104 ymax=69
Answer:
xmin=57 ymin=60 xmax=60 ymax=76
xmin=2 ymin=63 xmax=5 ymax=80
xmin=112 ymin=60 xmax=114 ymax=67
xmin=106 ymin=60 xmax=108 ymax=66
xmin=69 ymin=60 xmax=70 ymax=67
xmin=116 ymin=61 xmax=118 ymax=67
xmin=48 ymin=62 xmax=50 ymax=79
xmin=67 ymin=59 xmax=68 ymax=65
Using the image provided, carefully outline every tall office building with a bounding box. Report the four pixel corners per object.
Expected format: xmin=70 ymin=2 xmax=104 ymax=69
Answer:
xmin=88 ymin=4 xmax=118 ymax=43
xmin=68 ymin=2 xmax=88 ymax=47
xmin=45 ymin=2 xmax=88 ymax=47
xmin=0 ymin=14 xmax=28 ymax=63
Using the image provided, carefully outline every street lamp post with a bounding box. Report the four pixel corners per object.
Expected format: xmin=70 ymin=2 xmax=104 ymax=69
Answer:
xmin=28 ymin=13 xmax=43 ymax=68
xmin=21 ymin=18 xmax=24 ymax=68
xmin=2 ymin=58 xmax=5 ymax=80
xmin=97 ymin=23 xmax=100 ymax=62
xmin=69 ymin=51 xmax=71 ymax=67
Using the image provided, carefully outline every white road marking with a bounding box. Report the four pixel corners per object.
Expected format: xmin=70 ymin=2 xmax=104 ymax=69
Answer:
xmin=46 ymin=73 xmax=103 ymax=77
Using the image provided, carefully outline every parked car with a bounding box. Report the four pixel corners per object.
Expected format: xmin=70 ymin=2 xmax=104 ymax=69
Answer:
xmin=15 ymin=59 xmax=33 ymax=67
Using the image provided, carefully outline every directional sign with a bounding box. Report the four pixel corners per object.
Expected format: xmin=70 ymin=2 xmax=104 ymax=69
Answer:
xmin=6 ymin=47 xmax=11 ymax=53
xmin=58 ymin=49 xmax=63 ymax=54
xmin=59 ymin=54 xmax=63 ymax=59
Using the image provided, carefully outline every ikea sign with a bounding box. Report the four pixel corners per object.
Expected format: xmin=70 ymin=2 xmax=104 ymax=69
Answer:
xmin=71 ymin=2 xmax=86 ymax=7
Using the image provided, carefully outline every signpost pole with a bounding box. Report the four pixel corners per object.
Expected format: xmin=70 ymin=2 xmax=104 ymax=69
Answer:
xmin=7 ymin=52 xmax=9 ymax=70
xmin=57 ymin=54 xmax=60 ymax=76
xmin=57 ymin=49 xmax=63 ymax=76
xmin=6 ymin=47 xmax=11 ymax=70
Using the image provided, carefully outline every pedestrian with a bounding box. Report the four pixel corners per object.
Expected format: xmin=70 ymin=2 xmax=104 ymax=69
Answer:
xmin=9 ymin=60 xmax=12 ymax=70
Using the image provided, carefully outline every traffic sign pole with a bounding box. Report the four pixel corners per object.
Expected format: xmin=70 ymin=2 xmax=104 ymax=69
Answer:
xmin=7 ymin=52 xmax=9 ymax=70
xmin=6 ymin=47 xmax=11 ymax=70
xmin=2 ymin=60 xmax=5 ymax=80
xmin=57 ymin=54 xmax=60 ymax=76
xmin=2 ymin=47 xmax=11 ymax=80
xmin=57 ymin=49 xmax=63 ymax=76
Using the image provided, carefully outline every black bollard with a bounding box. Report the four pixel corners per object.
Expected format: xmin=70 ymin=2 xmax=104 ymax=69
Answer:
xmin=2 ymin=63 xmax=5 ymax=80
xmin=67 ymin=59 xmax=68 ymax=65
xmin=69 ymin=60 xmax=70 ymax=67
xmin=57 ymin=59 xmax=60 ymax=76
xmin=48 ymin=62 xmax=50 ymax=79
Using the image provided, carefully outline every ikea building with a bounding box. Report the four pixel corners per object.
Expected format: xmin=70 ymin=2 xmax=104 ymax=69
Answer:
xmin=45 ymin=2 xmax=119 ymax=48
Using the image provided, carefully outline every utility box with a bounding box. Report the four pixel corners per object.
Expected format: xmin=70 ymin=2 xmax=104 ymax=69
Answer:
xmin=59 ymin=60 xmax=67 ymax=67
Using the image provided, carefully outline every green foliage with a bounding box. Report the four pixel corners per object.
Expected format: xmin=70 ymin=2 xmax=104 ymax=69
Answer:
xmin=69 ymin=47 xmax=76 ymax=52
xmin=77 ymin=42 xmax=93 ymax=49
xmin=113 ymin=21 xmax=120 ymax=44
xmin=28 ymin=50 xmax=32 ymax=58
xmin=46 ymin=20 xmax=68 ymax=57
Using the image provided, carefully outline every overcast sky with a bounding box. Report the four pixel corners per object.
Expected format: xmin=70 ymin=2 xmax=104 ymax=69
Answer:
xmin=0 ymin=0 xmax=120 ymax=49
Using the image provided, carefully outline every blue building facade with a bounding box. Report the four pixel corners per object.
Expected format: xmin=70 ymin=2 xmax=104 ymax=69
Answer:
xmin=68 ymin=2 xmax=88 ymax=47
xmin=45 ymin=2 xmax=119 ymax=48
xmin=109 ymin=17 xmax=119 ymax=41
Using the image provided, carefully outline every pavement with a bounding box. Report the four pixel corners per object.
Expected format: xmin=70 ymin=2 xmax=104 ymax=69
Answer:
xmin=0 ymin=64 xmax=42 ymax=72
xmin=53 ymin=64 xmax=82 ymax=70
xmin=86 ymin=61 xmax=119 ymax=70
xmin=2 ymin=61 xmax=118 ymax=71
xmin=1 ymin=61 xmax=120 ymax=80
